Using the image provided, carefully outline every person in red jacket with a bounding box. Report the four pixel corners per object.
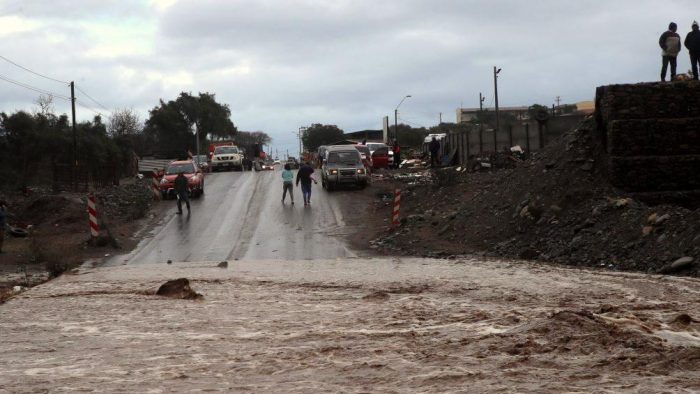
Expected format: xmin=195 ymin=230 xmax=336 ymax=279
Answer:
xmin=659 ymin=22 xmax=682 ymax=81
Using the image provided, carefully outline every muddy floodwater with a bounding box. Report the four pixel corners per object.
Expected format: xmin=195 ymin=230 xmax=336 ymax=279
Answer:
xmin=1 ymin=258 xmax=699 ymax=392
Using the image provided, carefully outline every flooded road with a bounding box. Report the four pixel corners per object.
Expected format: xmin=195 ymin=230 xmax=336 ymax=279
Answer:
xmin=1 ymin=258 xmax=698 ymax=392
xmin=107 ymin=168 xmax=356 ymax=264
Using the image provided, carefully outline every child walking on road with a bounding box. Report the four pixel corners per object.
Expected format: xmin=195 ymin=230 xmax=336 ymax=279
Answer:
xmin=281 ymin=163 xmax=294 ymax=205
xmin=296 ymin=161 xmax=317 ymax=207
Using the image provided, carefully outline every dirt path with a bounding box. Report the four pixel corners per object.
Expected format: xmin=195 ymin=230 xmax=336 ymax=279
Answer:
xmin=1 ymin=258 xmax=698 ymax=392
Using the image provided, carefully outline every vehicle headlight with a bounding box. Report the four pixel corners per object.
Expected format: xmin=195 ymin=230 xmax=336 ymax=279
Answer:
xmin=330 ymin=169 xmax=338 ymax=175
xmin=357 ymin=168 xmax=365 ymax=174
xmin=160 ymin=178 xmax=168 ymax=184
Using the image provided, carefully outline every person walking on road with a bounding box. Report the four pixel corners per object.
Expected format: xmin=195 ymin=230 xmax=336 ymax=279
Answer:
xmin=660 ymin=22 xmax=682 ymax=81
xmin=296 ymin=162 xmax=317 ymax=207
xmin=281 ymin=163 xmax=295 ymax=205
xmin=174 ymin=172 xmax=190 ymax=214
xmin=429 ymin=136 xmax=441 ymax=168
xmin=685 ymin=21 xmax=700 ymax=80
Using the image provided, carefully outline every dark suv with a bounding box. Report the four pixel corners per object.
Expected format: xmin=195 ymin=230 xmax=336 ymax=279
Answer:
xmin=321 ymin=145 xmax=368 ymax=191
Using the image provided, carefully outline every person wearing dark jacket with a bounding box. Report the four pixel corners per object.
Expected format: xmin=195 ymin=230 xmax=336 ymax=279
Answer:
xmin=296 ymin=162 xmax=317 ymax=207
xmin=660 ymin=22 xmax=682 ymax=81
xmin=685 ymin=21 xmax=700 ymax=80
xmin=174 ymin=172 xmax=190 ymax=214
xmin=429 ymin=136 xmax=441 ymax=167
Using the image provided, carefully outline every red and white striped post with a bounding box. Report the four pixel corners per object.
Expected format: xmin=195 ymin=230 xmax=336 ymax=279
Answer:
xmin=152 ymin=169 xmax=162 ymax=201
xmin=87 ymin=193 xmax=99 ymax=238
xmin=392 ymin=189 xmax=401 ymax=227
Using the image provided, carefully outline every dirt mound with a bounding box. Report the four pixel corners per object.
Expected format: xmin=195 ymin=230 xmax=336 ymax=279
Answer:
xmin=371 ymin=118 xmax=699 ymax=275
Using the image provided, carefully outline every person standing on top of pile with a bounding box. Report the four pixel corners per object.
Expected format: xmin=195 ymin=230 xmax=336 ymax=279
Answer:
xmin=685 ymin=21 xmax=700 ymax=80
xmin=660 ymin=22 xmax=682 ymax=81
xmin=429 ymin=136 xmax=441 ymax=168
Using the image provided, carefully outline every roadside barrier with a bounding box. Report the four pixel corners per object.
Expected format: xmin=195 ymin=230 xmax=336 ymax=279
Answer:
xmin=152 ymin=170 xmax=162 ymax=201
xmin=87 ymin=193 xmax=99 ymax=237
xmin=392 ymin=189 xmax=401 ymax=227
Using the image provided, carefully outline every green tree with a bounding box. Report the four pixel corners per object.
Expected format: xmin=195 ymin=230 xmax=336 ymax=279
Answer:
xmin=301 ymin=124 xmax=344 ymax=152
xmin=390 ymin=124 xmax=429 ymax=149
xmin=236 ymin=131 xmax=272 ymax=157
xmin=143 ymin=92 xmax=237 ymax=157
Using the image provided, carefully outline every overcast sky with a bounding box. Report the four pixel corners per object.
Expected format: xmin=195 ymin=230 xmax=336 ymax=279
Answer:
xmin=0 ymin=0 xmax=697 ymax=156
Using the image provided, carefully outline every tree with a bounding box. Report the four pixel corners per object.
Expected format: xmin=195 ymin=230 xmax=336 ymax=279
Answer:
xmin=236 ymin=131 xmax=272 ymax=156
xmin=34 ymin=94 xmax=54 ymax=117
xmin=108 ymin=108 xmax=141 ymax=137
xmin=143 ymin=92 xmax=237 ymax=157
xmin=301 ymin=124 xmax=344 ymax=152
xmin=389 ymin=124 xmax=429 ymax=149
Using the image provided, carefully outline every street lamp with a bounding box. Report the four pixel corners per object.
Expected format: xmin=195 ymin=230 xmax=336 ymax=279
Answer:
xmin=394 ymin=94 xmax=412 ymax=144
xmin=494 ymin=67 xmax=501 ymax=134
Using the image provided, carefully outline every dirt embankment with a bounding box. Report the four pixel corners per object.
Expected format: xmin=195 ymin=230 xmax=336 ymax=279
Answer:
xmin=0 ymin=180 xmax=155 ymax=302
xmin=365 ymin=118 xmax=699 ymax=276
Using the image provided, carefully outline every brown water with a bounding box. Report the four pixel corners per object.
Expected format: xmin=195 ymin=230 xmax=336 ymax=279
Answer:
xmin=1 ymin=258 xmax=699 ymax=392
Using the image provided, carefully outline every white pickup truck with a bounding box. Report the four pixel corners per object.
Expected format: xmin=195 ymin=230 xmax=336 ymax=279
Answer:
xmin=211 ymin=145 xmax=243 ymax=171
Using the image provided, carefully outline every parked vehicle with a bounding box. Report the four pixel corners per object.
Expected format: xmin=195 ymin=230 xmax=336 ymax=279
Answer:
xmin=317 ymin=145 xmax=329 ymax=168
xmin=286 ymin=157 xmax=300 ymax=169
xmin=159 ymin=160 xmax=204 ymax=199
xmin=211 ymin=145 xmax=243 ymax=171
xmin=364 ymin=142 xmax=393 ymax=167
xmin=354 ymin=145 xmax=373 ymax=172
xmin=193 ymin=155 xmax=210 ymax=172
xmin=370 ymin=146 xmax=390 ymax=169
xmin=321 ymin=145 xmax=368 ymax=191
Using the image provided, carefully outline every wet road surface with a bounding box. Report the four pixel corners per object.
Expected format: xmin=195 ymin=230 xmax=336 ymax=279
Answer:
xmin=108 ymin=168 xmax=356 ymax=264
xmin=1 ymin=258 xmax=698 ymax=392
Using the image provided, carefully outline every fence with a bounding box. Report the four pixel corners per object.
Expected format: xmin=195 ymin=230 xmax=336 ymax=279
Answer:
xmin=53 ymin=164 xmax=120 ymax=192
xmin=445 ymin=115 xmax=587 ymax=166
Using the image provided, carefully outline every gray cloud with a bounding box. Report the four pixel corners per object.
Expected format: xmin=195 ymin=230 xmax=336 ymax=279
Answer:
xmin=1 ymin=0 xmax=697 ymax=156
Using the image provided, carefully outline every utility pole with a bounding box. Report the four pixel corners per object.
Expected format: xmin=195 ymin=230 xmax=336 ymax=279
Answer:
xmin=479 ymin=92 xmax=485 ymax=112
xmin=70 ymin=81 xmax=77 ymax=165
xmin=394 ymin=95 xmax=411 ymax=144
xmin=70 ymin=81 xmax=77 ymax=191
xmin=439 ymin=112 xmax=442 ymax=124
xmin=556 ymin=96 xmax=561 ymax=107
xmin=494 ymin=67 xmax=501 ymax=134
xmin=195 ymin=123 xmax=200 ymax=160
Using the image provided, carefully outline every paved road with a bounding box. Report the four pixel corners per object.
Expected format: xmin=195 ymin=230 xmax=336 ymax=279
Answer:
xmin=108 ymin=168 xmax=357 ymax=264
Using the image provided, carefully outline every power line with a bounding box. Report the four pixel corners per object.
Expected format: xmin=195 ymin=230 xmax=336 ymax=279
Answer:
xmin=398 ymin=116 xmax=426 ymax=128
xmin=0 ymin=54 xmax=69 ymax=84
xmin=75 ymin=85 xmax=111 ymax=114
xmin=76 ymin=100 xmax=106 ymax=117
xmin=0 ymin=73 xmax=71 ymax=100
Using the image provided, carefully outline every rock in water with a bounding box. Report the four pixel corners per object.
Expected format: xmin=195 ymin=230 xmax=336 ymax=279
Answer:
xmin=217 ymin=261 xmax=228 ymax=268
xmin=156 ymin=278 xmax=202 ymax=300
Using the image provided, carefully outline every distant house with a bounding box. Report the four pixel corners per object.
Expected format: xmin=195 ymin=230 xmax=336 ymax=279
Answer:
xmin=456 ymin=101 xmax=595 ymax=123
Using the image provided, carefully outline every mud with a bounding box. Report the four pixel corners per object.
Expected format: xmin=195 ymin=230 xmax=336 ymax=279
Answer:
xmin=1 ymin=258 xmax=698 ymax=392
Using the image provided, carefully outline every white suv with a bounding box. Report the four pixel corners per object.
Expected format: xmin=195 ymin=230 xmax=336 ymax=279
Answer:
xmin=211 ymin=145 xmax=243 ymax=171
